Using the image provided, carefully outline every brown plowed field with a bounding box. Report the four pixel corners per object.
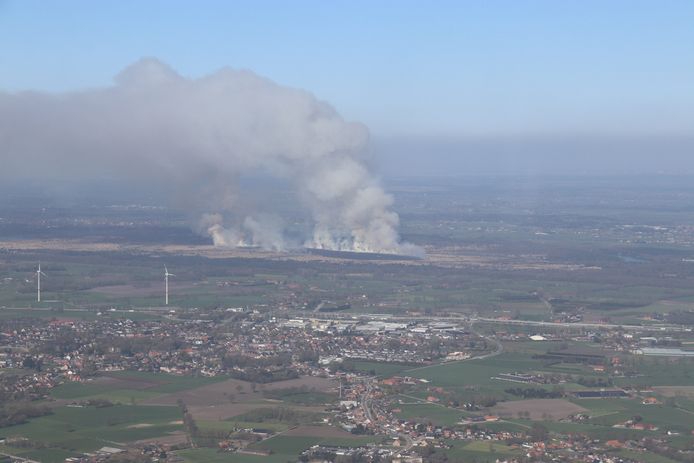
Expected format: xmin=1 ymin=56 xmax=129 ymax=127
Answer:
xmin=491 ymin=399 xmax=586 ymax=420
xmin=142 ymin=376 xmax=336 ymax=409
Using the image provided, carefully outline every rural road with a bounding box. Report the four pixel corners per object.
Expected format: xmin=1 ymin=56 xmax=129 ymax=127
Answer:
xmin=472 ymin=316 xmax=691 ymax=332
xmin=293 ymin=310 xmax=690 ymax=333
xmin=361 ymin=377 xmax=377 ymax=424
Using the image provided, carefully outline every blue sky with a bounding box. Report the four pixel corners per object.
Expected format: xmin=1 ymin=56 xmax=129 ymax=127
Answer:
xmin=2 ymin=1 xmax=694 ymax=175
xmin=2 ymin=0 xmax=693 ymax=138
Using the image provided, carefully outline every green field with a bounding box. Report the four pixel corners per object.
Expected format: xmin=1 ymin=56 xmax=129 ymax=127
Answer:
xmin=574 ymin=398 xmax=694 ymax=432
xmin=176 ymin=435 xmax=379 ymax=463
xmin=197 ymin=420 xmax=289 ymax=434
xmin=51 ymin=382 xmax=160 ymax=403
xmin=51 ymin=371 xmax=228 ymax=403
xmin=351 ymin=360 xmax=415 ymax=377
xmin=109 ymin=370 xmax=228 ymax=393
xmin=443 ymin=439 xmax=522 ymax=463
xmin=409 ymin=352 xmax=546 ymax=392
xmin=251 ymin=435 xmax=378 ymax=457
xmin=396 ymin=345 xmax=694 ymax=449
xmin=175 ymin=448 xmax=286 ymax=463
xmin=11 ymin=370 xmax=231 ymax=459
xmin=0 ymin=307 xmax=160 ymax=321
xmin=613 ymin=450 xmax=680 ymax=463
xmin=0 ymin=446 xmax=77 ymax=463
xmin=262 ymin=389 xmax=336 ymax=406
xmin=615 ymin=360 xmax=694 ymax=387
xmin=0 ymin=405 xmax=183 ymax=459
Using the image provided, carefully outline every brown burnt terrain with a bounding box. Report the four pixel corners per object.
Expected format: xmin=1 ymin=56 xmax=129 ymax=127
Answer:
xmin=0 ymin=238 xmax=596 ymax=272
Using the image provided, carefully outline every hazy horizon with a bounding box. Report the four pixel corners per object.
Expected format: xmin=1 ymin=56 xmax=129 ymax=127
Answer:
xmin=3 ymin=1 xmax=694 ymax=179
xmin=2 ymin=1 xmax=694 ymax=253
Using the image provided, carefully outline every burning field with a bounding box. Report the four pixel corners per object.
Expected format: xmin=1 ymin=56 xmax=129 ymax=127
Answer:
xmin=1 ymin=58 xmax=420 ymax=257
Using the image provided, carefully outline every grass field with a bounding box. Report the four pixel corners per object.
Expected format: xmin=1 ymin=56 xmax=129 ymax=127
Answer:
xmin=505 ymin=418 xmax=659 ymax=441
xmin=444 ymin=439 xmax=522 ymax=463
xmin=250 ymin=434 xmax=378 ymax=456
xmin=0 ymin=405 xmax=183 ymax=458
xmin=51 ymin=371 xmax=228 ymax=403
xmin=264 ymin=389 xmax=336 ymax=406
xmin=614 ymin=449 xmax=680 ymax=463
xmin=175 ymin=434 xmax=379 ymax=463
xmin=351 ymin=360 xmax=415 ymax=377
xmin=107 ymin=370 xmax=229 ymax=392
xmin=0 ymin=446 xmax=78 ymax=463
xmin=0 ymin=307 xmax=160 ymax=321
xmin=197 ymin=419 xmax=289 ymax=433
xmin=176 ymin=448 xmax=290 ymax=463
xmin=615 ymin=361 xmax=694 ymax=387
xmin=398 ymin=345 xmax=694 ymax=449
xmin=409 ymin=352 xmax=545 ymax=391
xmin=575 ymin=399 xmax=694 ymax=432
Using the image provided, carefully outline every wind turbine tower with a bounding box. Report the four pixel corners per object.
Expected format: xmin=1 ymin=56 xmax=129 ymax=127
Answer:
xmin=36 ymin=263 xmax=46 ymax=303
xmin=164 ymin=265 xmax=175 ymax=305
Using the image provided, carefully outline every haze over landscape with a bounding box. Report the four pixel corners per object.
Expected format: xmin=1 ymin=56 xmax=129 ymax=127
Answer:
xmin=2 ymin=58 xmax=418 ymax=254
xmin=2 ymin=0 xmax=694 ymax=177
xmin=2 ymin=2 xmax=694 ymax=463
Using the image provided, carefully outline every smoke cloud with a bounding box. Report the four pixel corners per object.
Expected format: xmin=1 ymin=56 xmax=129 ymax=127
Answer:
xmin=0 ymin=58 xmax=420 ymax=255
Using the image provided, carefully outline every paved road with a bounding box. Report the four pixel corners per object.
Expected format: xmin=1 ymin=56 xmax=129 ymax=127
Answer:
xmin=361 ymin=378 xmax=376 ymax=424
xmin=472 ymin=317 xmax=690 ymax=332
xmin=469 ymin=322 xmax=504 ymax=359
xmin=360 ymin=376 xmax=416 ymax=453
xmin=293 ymin=310 xmax=689 ymax=333
xmin=9 ymin=306 xmax=689 ymax=333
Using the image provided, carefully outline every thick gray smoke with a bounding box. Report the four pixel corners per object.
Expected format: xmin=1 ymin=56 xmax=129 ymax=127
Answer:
xmin=0 ymin=58 xmax=420 ymax=255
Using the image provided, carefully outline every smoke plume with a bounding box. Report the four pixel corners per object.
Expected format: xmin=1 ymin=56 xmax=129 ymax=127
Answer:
xmin=0 ymin=58 xmax=420 ymax=255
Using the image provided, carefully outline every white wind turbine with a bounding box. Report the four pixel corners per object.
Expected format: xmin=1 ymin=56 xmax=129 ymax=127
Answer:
xmin=36 ymin=263 xmax=47 ymax=303
xmin=164 ymin=265 xmax=175 ymax=305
